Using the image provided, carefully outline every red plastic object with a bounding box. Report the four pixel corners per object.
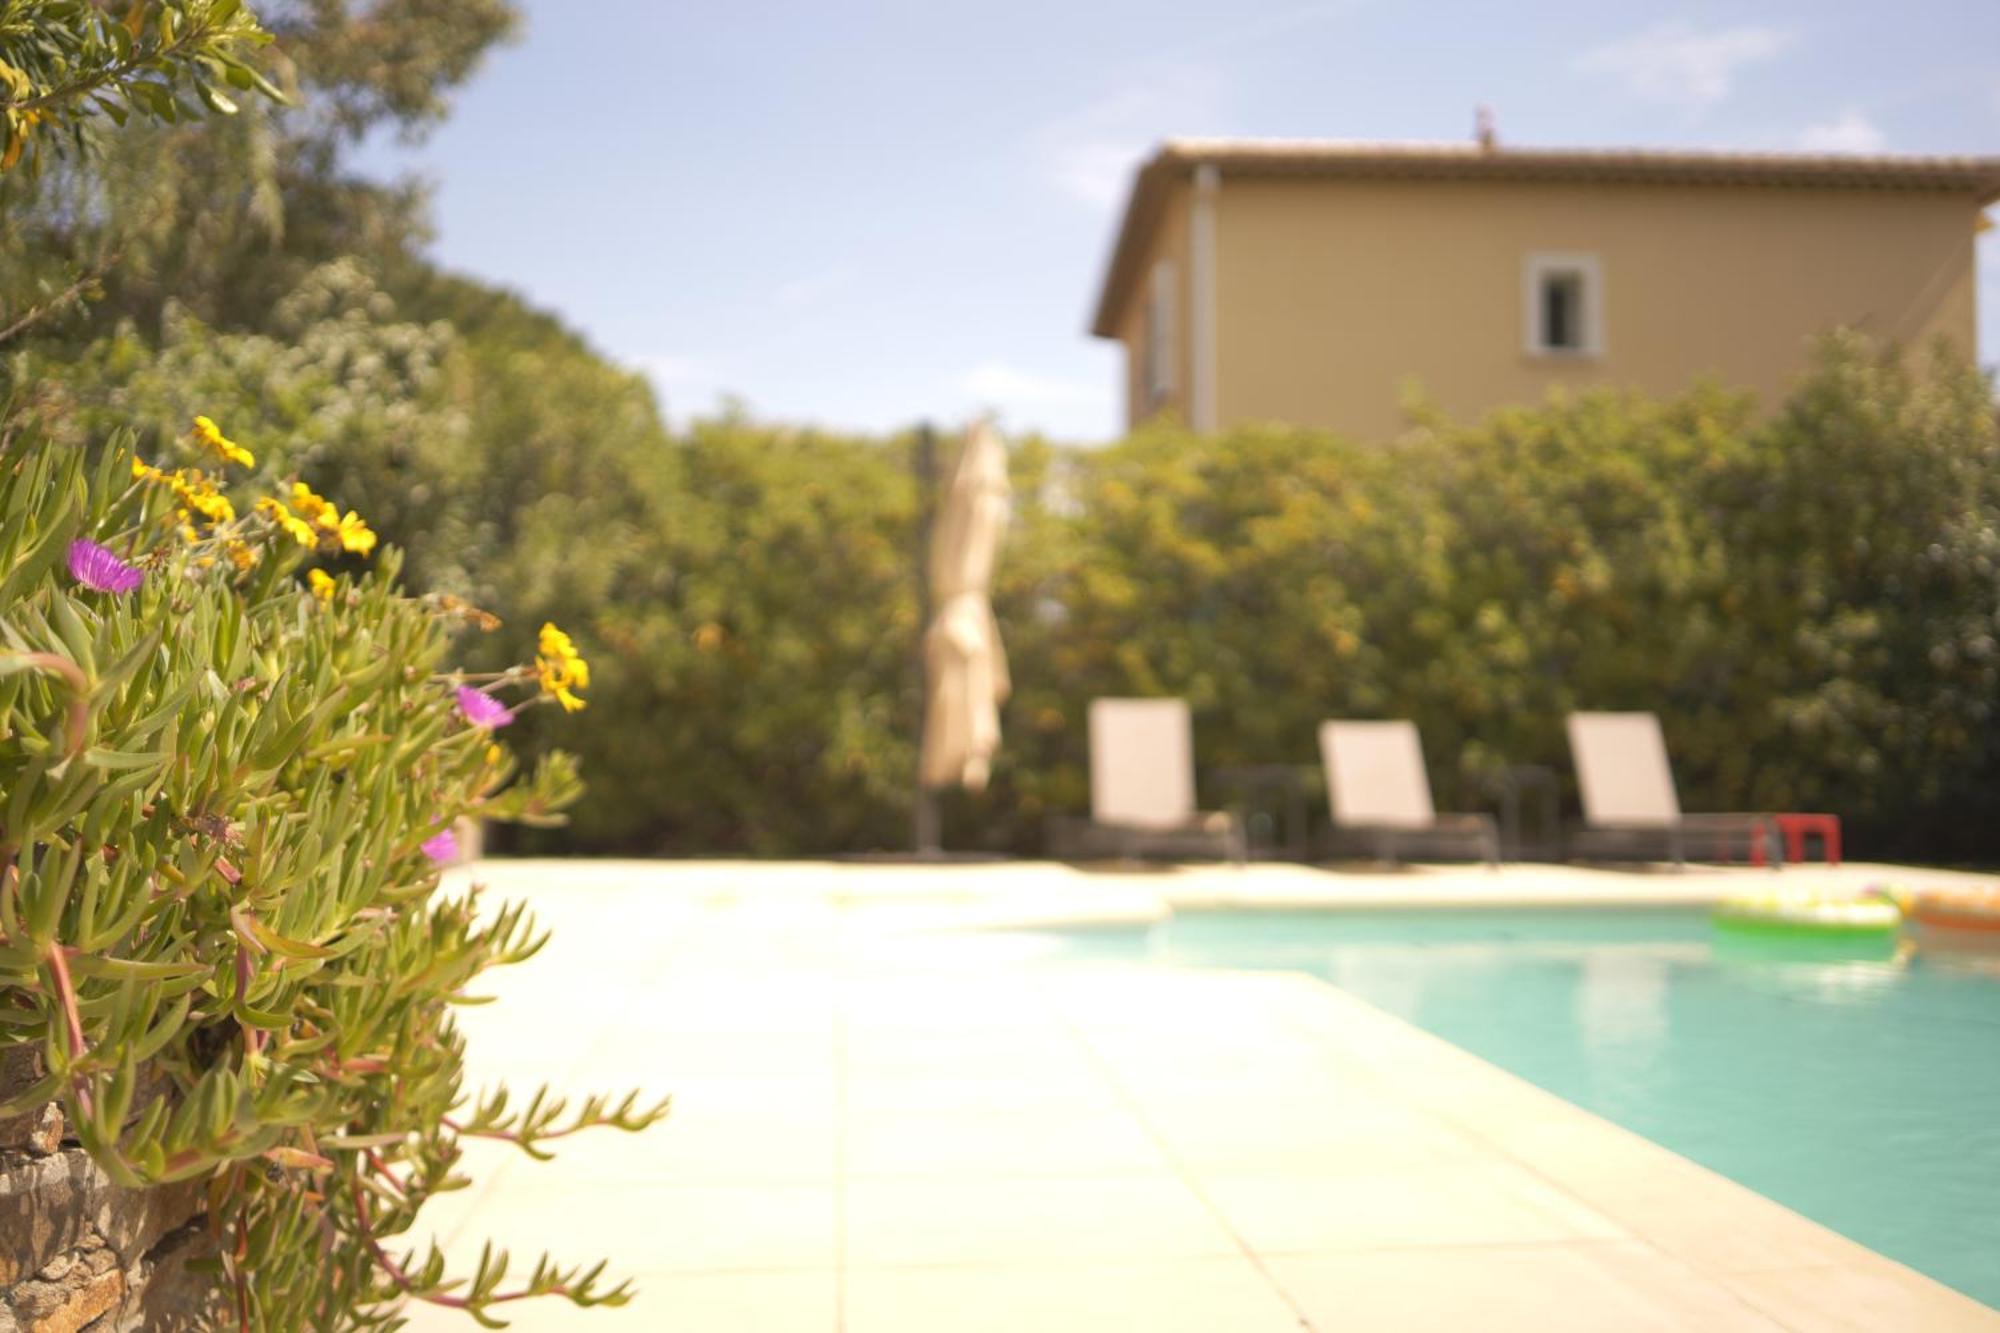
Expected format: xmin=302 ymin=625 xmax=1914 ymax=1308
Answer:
xmin=1748 ymin=813 xmax=1841 ymax=867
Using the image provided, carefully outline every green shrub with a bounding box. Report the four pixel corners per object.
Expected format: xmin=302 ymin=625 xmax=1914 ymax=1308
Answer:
xmin=988 ymin=339 xmax=1999 ymax=860
xmin=377 ymin=335 xmax=1994 ymax=864
xmin=501 ymin=414 xmax=926 ymax=854
xmin=0 ymin=418 xmax=663 ymax=1327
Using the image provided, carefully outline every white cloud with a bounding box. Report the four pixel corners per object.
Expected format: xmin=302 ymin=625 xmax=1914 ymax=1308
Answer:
xmin=1799 ymin=110 xmax=1887 ymax=154
xmin=774 ymin=266 xmax=855 ymax=309
xmin=1575 ymin=24 xmax=1792 ymax=112
xmin=1035 ymin=62 xmax=1225 ymax=210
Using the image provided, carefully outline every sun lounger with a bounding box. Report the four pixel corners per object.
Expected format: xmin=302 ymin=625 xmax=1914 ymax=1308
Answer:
xmin=1565 ymin=711 xmax=1775 ymax=867
xmin=1318 ymin=720 xmax=1499 ymax=866
xmin=1049 ymin=698 xmax=1244 ymax=862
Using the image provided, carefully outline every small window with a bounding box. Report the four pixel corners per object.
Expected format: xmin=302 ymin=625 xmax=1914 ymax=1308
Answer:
xmin=1144 ymin=259 xmax=1177 ymax=408
xmin=1542 ymin=271 xmax=1583 ymax=349
xmin=1523 ymin=253 xmax=1603 ymax=358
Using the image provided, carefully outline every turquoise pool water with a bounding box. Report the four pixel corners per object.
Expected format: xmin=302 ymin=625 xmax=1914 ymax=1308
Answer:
xmin=1035 ymin=908 xmax=2000 ymax=1308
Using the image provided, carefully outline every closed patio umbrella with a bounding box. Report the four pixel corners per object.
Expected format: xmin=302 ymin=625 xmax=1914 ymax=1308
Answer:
xmin=919 ymin=420 xmax=1011 ymax=794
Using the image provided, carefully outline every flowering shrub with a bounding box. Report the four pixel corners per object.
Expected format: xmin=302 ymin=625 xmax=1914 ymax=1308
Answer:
xmin=0 ymin=417 xmax=660 ymax=1327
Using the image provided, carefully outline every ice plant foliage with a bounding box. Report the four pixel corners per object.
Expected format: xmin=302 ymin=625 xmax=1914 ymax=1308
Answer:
xmin=65 ymin=538 xmax=144 ymax=594
xmin=0 ymin=429 xmax=661 ymax=1329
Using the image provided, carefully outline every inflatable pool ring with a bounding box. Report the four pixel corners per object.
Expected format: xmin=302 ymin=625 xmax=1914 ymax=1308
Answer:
xmin=1906 ymin=887 xmax=2000 ymax=949
xmin=1713 ymin=892 xmax=1902 ymax=939
xmin=1861 ymin=882 xmax=1915 ymax=913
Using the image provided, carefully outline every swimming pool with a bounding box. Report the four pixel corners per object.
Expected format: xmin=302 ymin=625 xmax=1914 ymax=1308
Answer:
xmin=1032 ymin=907 xmax=2000 ymax=1309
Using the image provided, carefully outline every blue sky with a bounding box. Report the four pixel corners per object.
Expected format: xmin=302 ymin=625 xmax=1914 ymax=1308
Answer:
xmin=358 ymin=1 xmax=2000 ymax=442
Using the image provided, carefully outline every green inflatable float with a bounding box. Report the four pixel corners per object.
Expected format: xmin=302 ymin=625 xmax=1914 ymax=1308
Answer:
xmin=1713 ymin=892 xmax=1902 ymax=940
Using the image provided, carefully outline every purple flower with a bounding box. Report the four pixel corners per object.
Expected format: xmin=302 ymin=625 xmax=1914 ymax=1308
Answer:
xmin=455 ymin=686 xmax=513 ymax=729
xmin=421 ymin=829 xmax=459 ymax=865
xmin=68 ymin=540 xmax=144 ymax=595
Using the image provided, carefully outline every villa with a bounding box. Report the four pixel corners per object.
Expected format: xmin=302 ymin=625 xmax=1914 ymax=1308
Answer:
xmin=1089 ymin=138 xmax=2000 ymax=438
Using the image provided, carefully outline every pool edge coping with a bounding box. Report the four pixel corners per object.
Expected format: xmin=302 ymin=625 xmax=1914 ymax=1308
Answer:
xmin=1241 ymin=963 xmax=2000 ymax=1326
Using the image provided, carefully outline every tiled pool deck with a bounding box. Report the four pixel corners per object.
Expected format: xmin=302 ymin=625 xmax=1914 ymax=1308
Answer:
xmin=403 ymin=859 xmax=2000 ymax=1331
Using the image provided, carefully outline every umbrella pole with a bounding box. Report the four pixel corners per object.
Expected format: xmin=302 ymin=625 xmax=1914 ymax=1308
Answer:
xmin=913 ymin=423 xmax=942 ymax=857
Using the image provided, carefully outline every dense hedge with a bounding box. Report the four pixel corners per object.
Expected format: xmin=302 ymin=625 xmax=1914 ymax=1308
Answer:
xmin=521 ymin=332 xmax=1996 ymax=865
xmin=992 ymin=338 xmax=2000 ymax=863
xmin=36 ymin=307 xmax=2000 ymax=863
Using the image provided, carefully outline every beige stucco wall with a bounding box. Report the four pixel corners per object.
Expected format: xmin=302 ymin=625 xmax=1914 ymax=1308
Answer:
xmin=1118 ymin=176 xmax=1980 ymax=439
xmin=1116 ymin=180 xmax=1193 ymax=428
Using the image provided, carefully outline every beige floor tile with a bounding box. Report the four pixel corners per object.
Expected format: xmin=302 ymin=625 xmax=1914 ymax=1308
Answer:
xmin=845 ymin=1105 xmax=1169 ymax=1179
xmin=842 ymin=1025 xmax=1095 ymax=1078
xmin=1127 ymin=1077 xmax=1482 ymax=1174
xmin=841 ymin=978 xmax=1059 ymax=1032
xmin=1269 ymin=1241 xmax=1787 ymax=1331
xmin=843 ymin=1069 xmax=1122 ymax=1117
xmin=513 ymin=1073 xmax=835 ymax=1185
xmin=642 ymin=976 xmax=843 ymax=1029
xmin=394 ymin=1268 xmax=836 ymax=1332
xmin=614 ymin=1025 xmax=838 ymax=1077
xmin=1164 ymin=1116 xmax=1487 ymax=1177
xmin=844 ymin=1258 xmax=1304 ymax=1333
xmin=402 ymin=860 xmax=2000 ymax=1331
xmin=844 ymin=1177 xmax=1240 ymax=1267
xmin=429 ymin=1180 xmax=838 ymax=1275
xmin=1724 ymin=1258 xmax=2000 ymax=1331
xmin=450 ymin=1010 xmax=601 ymax=1088
xmin=1202 ymin=1161 xmax=1628 ymax=1255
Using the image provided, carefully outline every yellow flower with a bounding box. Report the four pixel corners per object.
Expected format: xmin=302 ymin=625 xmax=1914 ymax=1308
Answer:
xmin=142 ymin=464 xmax=235 ymax=528
xmin=538 ymin=669 xmax=587 ymax=713
xmin=191 ymin=415 xmax=254 ymax=468
xmin=538 ymin=622 xmax=578 ymax=662
xmin=307 ymin=568 xmax=336 ymax=603
xmin=535 ymin=621 xmax=590 ymax=712
xmin=331 ymin=510 xmax=376 ymax=557
xmin=256 ymin=497 xmax=317 ymax=547
xmin=226 ymin=539 xmax=258 ymax=571
xmin=184 ymin=487 xmax=234 ymax=526
xmin=288 ymin=482 xmax=335 ymax=526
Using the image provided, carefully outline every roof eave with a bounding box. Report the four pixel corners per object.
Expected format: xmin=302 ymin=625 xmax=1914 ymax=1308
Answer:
xmin=1088 ymin=147 xmax=1183 ymax=340
xmin=1087 ymin=141 xmax=2000 ymax=336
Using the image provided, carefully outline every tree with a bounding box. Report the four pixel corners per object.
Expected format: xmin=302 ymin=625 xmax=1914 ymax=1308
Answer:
xmin=0 ymin=0 xmax=518 ymax=350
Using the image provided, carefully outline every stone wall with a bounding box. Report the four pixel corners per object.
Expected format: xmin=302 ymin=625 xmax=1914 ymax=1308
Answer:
xmin=0 ymin=1049 xmax=222 ymax=1332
